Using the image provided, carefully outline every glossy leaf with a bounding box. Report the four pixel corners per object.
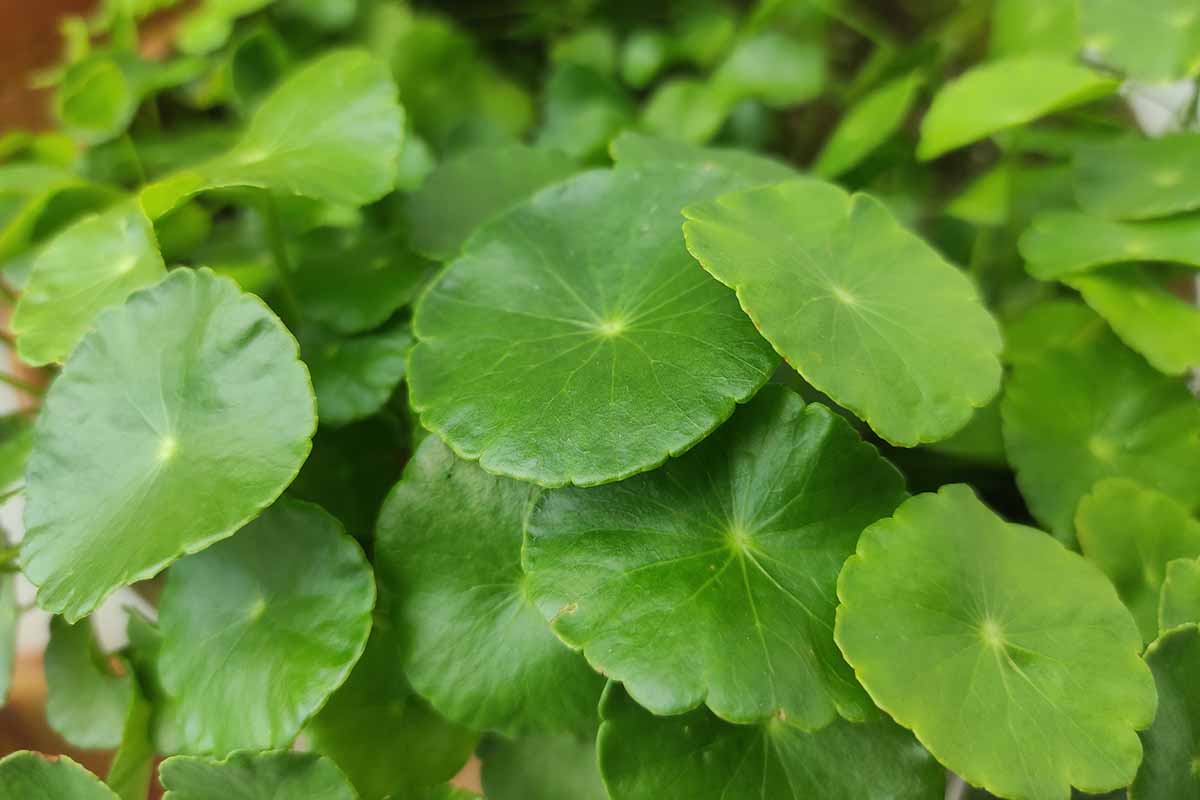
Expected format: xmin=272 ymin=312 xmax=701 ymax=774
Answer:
xmin=0 ymin=752 xmax=118 ymax=800
xmin=598 ymin=683 xmax=944 ymax=800
xmin=813 ymin=71 xmax=923 ymax=178
xmin=836 ymin=484 xmax=1157 ymax=800
xmin=1021 ymin=210 xmax=1200 ymax=280
xmin=1074 ymin=133 xmax=1200 ymax=220
xmin=683 ymin=179 xmax=1002 ymax=446
xmin=44 ymin=616 xmax=132 ymax=749
xmin=1131 ymin=625 xmax=1200 ymax=798
xmin=12 ymin=200 xmax=165 ymax=366
xmin=408 ymin=164 xmax=779 ymax=488
xmin=1160 ymin=559 xmax=1200 ymax=632
xmin=404 ymin=145 xmax=576 ymax=261
xmin=917 ymin=55 xmax=1117 ymax=160
xmin=159 ymin=751 xmax=356 ymax=800
xmin=1001 ymin=324 xmax=1200 ymax=540
xmin=525 ymin=387 xmax=906 ymax=726
xmin=1077 ymin=478 xmax=1200 ymax=644
xmin=21 ymin=268 xmax=316 ymax=622
xmin=303 ymin=325 xmax=412 ymax=427
xmin=376 ymin=436 xmax=604 ymax=735
xmin=1080 ymin=0 xmax=1200 ymax=82
xmin=479 ymin=734 xmax=607 ymax=800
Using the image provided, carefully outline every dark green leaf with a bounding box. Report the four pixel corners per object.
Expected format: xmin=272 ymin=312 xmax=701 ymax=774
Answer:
xmin=1131 ymin=625 xmax=1200 ymax=798
xmin=303 ymin=324 xmax=412 ymax=427
xmin=479 ymin=734 xmax=606 ymax=800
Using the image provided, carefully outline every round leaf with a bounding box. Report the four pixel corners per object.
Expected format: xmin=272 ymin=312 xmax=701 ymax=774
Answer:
xmin=1074 ymin=133 xmax=1200 ymax=220
xmin=157 ymin=499 xmax=375 ymax=755
xmin=524 ymin=387 xmax=906 ymax=726
xmin=375 ymin=436 xmax=604 ymax=735
xmin=479 ymin=734 xmax=607 ymax=800
xmin=45 ymin=616 xmax=133 ymax=749
xmin=835 ymin=484 xmax=1157 ymax=800
xmin=1161 ymin=559 xmax=1200 ymax=632
xmin=407 ymin=164 xmax=779 ymax=488
xmin=1131 ymin=625 xmax=1200 ymax=799
xmin=21 ymin=267 xmax=316 ymax=622
xmin=1019 ymin=210 xmax=1200 ymax=280
xmin=303 ymin=324 xmax=412 ymax=427
xmin=159 ymin=751 xmax=356 ymax=800
xmin=0 ymin=752 xmax=118 ymax=800
xmin=683 ymin=179 xmax=1003 ymax=446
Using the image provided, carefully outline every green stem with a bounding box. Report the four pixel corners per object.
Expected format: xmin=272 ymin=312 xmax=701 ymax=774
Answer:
xmin=0 ymin=485 xmax=23 ymax=505
xmin=122 ymin=132 xmax=147 ymax=186
xmin=0 ymin=372 xmax=43 ymax=397
xmin=259 ymin=190 xmax=303 ymax=322
xmin=0 ymin=545 xmax=20 ymax=573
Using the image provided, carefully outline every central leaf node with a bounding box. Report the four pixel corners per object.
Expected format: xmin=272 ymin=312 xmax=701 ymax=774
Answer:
xmin=979 ymin=618 xmax=1005 ymax=648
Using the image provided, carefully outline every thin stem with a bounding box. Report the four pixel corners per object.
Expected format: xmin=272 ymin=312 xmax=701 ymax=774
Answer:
xmin=0 ymin=372 xmax=43 ymax=397
xmin=259 ymin=189 xmax=303 ymax=322
xmin=0 ymin=485 xmax=24 ymax=504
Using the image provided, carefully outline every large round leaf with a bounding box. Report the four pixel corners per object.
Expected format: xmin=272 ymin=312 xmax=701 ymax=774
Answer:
xmin=1131 ymin=625 xmax=1200 ymax=799
xmin=159 ymin=751 xmax=356 ymax=800
xmin=0 ymin=752 xmax=117 ymax=800
xmin=835 ymin=484 xmax=1157 ymax=800
xmin=407 ymin=164 xmax=779 ymax=488
xmin=157 ymin=499 xmax=375 ymax=755
xmin=683 ymin=179 xmax=1002 ymax=446
xmin=524 ymin=386 xmax=906 ymax=727
xmin=598 ymin=683 xmax=943 ymax=800
xmin=375 ymin=436 xmax=604 ymax=735
xmin=21 ymin=267 xmax=316 ymax=622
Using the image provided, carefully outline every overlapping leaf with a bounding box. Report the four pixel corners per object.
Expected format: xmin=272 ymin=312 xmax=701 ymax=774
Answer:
xmin=1021 ymin=211 xmax=1200 ymax=279
xmin=1074 ymin=133 xmax=1200 ymax=220
xmin=302 ymin=324 xmax=412 ymax=427
xmin=1161 ymin=559 xmax=1200 ymax=632
xmin=44 ymin=616 xmax=133 ymax=749
xmin=159 ymin=751 xmax=357 ymax=800
xmin=1131 ymin=625 xmax=1200 ymax=798
xmin=0 ymin=752 xmax=118 ymax=800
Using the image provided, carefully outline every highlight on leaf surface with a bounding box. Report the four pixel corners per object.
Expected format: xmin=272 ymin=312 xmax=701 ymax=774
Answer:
xmin=375 ymin=436 xmax=604 ymax=736
xmin=159 ymin=750 xmax=356 ymax=800
xmin=835 ymin=484 xmax=1157 ymax=800
xmin=524 ymin=386 xmax=906 ymax=727
xmin=1131 ymin=625 xmax=1200 ymax=799
xmin=0 ymin=751 xmax=119 ymax=800
xmin=21 ymin=267 xmax=316 ymax=622
xmin=683 ymin=179 xmax=1003 ymax=446
xmin=157 ymin=498 xmax=374 ymax=756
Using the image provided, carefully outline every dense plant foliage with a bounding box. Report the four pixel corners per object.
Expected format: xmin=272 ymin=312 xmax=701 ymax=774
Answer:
xmin=0 ymin=1 xmax=1198 ymax=798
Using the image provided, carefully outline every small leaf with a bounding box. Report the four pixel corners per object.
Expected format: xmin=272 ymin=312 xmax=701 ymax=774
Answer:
xmin=479 ymin=734 xmax=607 ymax=800
xmin=683 ymin=179 xmax=1003 ymax=446
xmin=303 ymin=324 xmax=412 ymax=427
xmin=640 ymin=79 xmax=731 ymax=144
xmin=157 ymin=499 xmax=375 ymax=755
xmin=1020 ymin=210 xmax=1200 ymax=280
xmin=12 ymin=200 xmax=165 ymax=366
xmin=1077 ymin=478 xmax=1200 ymax=644
xmin=1161 ymin=559 xmax=1200 ymax=632
xmin=917 ymin=55 xmax=1117 ymax=160
xmin=44 ymin=616 xmax=132 ymax=749
xmin=598 ymin=683 xmax=943 ymax=800
xmin=159 ymin=750 xmax=356 ymax=800
xmin=524 ymin=387 xmax=906 ymax=726
xmin=21 ymin=268 xmax=316 ymax=622
xmin=376 ymin=436 xmax=604 ymax=735
xmin=1080 ymin=0 xmax=1200 ymax=82
xmin=1131 ymin=625 xmax=1200 ymax=798
xmin=408 ymin=164 xmax=779 ymax=488
xmin=813 ymin=71 xmax=923 ymax=178
xmin=403 ymin=144 xmax=577 ymax=261
xmin=712 ymin=32 xmax=826 ymax=108
xmin=176 ymin=0 xmax=273 ymax=55
xmin=0 ymin=752 xmax=118 ymax=800
xmin=835 ymin=484 xmax=1157 ymax=800
xmin=1074 ymin=133 xmax=1200 ymax=220
xmin=536 ymin=63 xmax=634 ymax=162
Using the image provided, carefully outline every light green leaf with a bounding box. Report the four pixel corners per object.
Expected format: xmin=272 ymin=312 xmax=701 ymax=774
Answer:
xmin=106 ymin=673 xmax=154 ymax=800
xmin=620 ymin=29 xmax=669 ymax=88
xmin=1161 ymin=559 xmax=1200 ymax=632
xmin=712 ymin=32 xmax=826 ymax=108
xmin=21 ymin=268 xmax=316 ymax=622
xmin=1131 ymin=625 xmax=1200 ymax=798
xmin=141 ymin=50 xmax=403 ymax=218
xmin=1001 ymin=324 xmax=1200 ymax=541
xmin=990 ymin=0 xmax=1080 ymax=57
xmin=12 ymin=200 xmax=165 ymax=366
xmin=536 ymin=63 xmax=634 ymax=162
xmin=683 ymin=179 xmax=1002 ymax=446
xmin=276 ymin=0 xmax=358 ymax=30
xmin=835 ymin=484 xmax=1157 ymax=800
xmin=609 ymin=131 xmax=796 ymax=183
xmin=1066 ymin=265 xmax=1200 ymax=375
xmin=404 ymin=144 xmax=576 ymax=261
xmin=479 ymin=734 xmax=606 ymax=800
xmin=1077 ymin=478 xmax=1200 ymax=644
xmin=45 ymin=616 xmax=132 ymax=749
xmin=917 ymin=55 xmax=1117 ymax=160
xmin=1020 ymin=210 xmax=1200 ymax=280
xmin=160 ymin=751 xmax=357 ymax=800
xmin=376 ymin=436 xmax=603 ymax=735
xmin=1080 ymin=0 xmax=1200 ymax=82
xmin=0 ymin=164 xmax=118 ymax=263
xmin=303 ymin=325 xmax=412 ymax=427
xmin=158 ymin=499 xmax=375 ymax=756
xmin=1074 ymin=133 xmax=1200 ymax=220
xmin=598 ymin=683 xmax=943 ymax=800
xmin=308 ymin=625 xmax=478 ymax=800
xmin=550 ymin=26 xmax=617 ymax=75
xmin=0 ymin=413 xmax=34 ymax=490
xmin=640 ymin=79 xmax=731 ymax=144
xmin=813 ymin=71 xmax=922 ymax=178
xmin=407 ymin=164 xmax=779 ymax=488
xmin=525 ymin=387 xmax=905 ymax=726
xmin=176 ymin=0 xmax=273 ymax=55
xmin=0 ymin=752 xmax=118 ymax=800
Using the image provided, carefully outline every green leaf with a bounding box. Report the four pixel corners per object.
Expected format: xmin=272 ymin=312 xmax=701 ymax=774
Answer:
xmin=407 ymin=164 xmax=779 ymax=488
xmin=0 ymin=413 xmax=34 ymax=490
xmin=536 ymin=64 xmax=634 ymax=162
xmin=123 ymin=610 xmax=184 ymax=753
xmin=1131 ymin=625 xmax=1200 ymax=798
xmin=917 ymin=55 xmax=1118 ymax=160
xmin=44 ymin=616 xmax=132 ymax=749
xmin=712 ymin=32 xmax=826 ymax=108
xmin=1080 ymin=0 xmax=1200 ymax=82
xmin=813 ymin=71 xmax=923 ymax=178
xmin=640 ymin=79 xmax=731 ymax=144
xmin=302 ymin=324 xmax=412 ymax=427
xmin=106 ymin=673 xmax=154 ymax=800
xmin=0 ymin=164 xmax=118 ymax=263
xmin=141 ymin=50 xmax=403 ymax=218
xmin=12 ymin=200 xmax=165 ymax=366
xmin=1020 ymin=210 xmax=1200 ymax=280
xmin=1003 ymin=299 xmax=1105 ymax=366
xmin=1066 ymin=265 xmax=1200 ymax=375
xmin=157 ymin=498 xmax=375 ymax=755
xmin=525 ymin=387 xmax=905 ymax=726
xmin=1161 ymin=559 xmax=1200 ymax=632
xmin=1077 ymin=478 xmax=1200 ymax=644
xmin=683 ymin=179 xmax=1002 ymax=446
xmin=308 ymin=625 xmax=478 ymax=800
xmin=1074 ymin=133 xmax=1200 ymax=220
xmin=620 ymin=29 xmax=669 ymax=88
xmin=160 ymin=751 xmax=357 ymax=800
xmin=609 ymin=131 xmax=796 ymax=184
xmin=0 ymin=752 xmax=118 ymax=800
xmin=479 ymin=734 xmax=606 ymax=800
xmin=376 ymin=436 xmax=603 ymax=735
xmin=1001 ymin=324 xmax=1200 ymax=541
xmin=990 ymin=0 xmax=1080 ymax=57
xmin=21 ymin=268 xmax=316 ymax=622
xmin=404 ymin=145 xmax=576 ymax=261
xmin=176 ymin=0 xmax=273 ymax=55
xmin=835 ymin=484 xmax=1157 ymax=800
xmin=598 ymin=683 xmax=944 ymax=800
